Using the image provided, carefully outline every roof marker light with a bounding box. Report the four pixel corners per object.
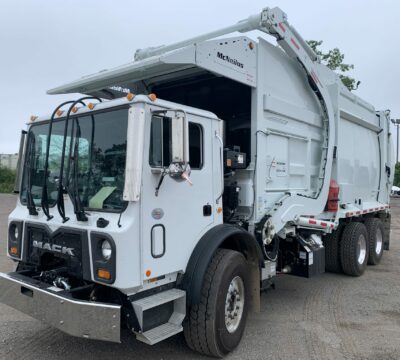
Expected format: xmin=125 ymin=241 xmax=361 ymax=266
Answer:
xmin=71 ymin=106 xmax=78 ymax=113
xmin=56 ymin=110 xmax=64 ymax=117
xmin=126 ymin=93 xmax=135 ymax=101
xmin=88 ymin=103 xmax=95 ymax=110
xmin=148 ymin=93 xmax=157 ymax=102
xmin=30 ymin=115 xmax=38 ymax=122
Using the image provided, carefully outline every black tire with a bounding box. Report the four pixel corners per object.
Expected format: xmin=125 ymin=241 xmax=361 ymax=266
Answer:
xmin=364 ymin=218 xmax=384 ymax=265
xmin=183 ymin=249 xmax=250 ymax=357
xmin=323 ymin=224 xmax=344 ymax=273
xmin=340 ymin=222 xmax=369 ymax=276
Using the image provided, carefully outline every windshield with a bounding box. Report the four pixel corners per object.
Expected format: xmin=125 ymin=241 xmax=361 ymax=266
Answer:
xmin=21 ymin=107 xmax=129 ymax=212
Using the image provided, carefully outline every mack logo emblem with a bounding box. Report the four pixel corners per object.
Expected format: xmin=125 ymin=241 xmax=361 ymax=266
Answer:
xmin=217 ymin=52 xmax=244 ymax=69
xmin=32 ymin=240 xmax=75 ymax=257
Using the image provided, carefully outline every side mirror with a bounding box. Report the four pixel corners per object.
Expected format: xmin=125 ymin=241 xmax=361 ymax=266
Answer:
xmin=171 ymin=111 xmax=189 ymax=164
xmin=152 ymin=110 xmax=192 ymax=196
xmin=169 ymin=111 xmax=191 ymax=183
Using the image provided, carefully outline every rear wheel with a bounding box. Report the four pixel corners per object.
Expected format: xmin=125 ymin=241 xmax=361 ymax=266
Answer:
xmin=323 ymin=224 xmax=344 ymax=273
xmin=183 ymin=249 xmax=249 ymax=357
xmin=364 ymin=218 xmax=384 ymax=265
xmin=340 ymin=222 xmax=369 ymax=276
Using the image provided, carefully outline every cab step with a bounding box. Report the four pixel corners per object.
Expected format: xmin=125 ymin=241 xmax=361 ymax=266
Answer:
xmin=136 ymin=322 xmax=182 ymax=345
xmin=131 ymin=288 xmax=186 ymax=345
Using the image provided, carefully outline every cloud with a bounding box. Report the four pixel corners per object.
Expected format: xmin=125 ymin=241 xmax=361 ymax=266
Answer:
xmin=1 ymin=0 xmax=399 ymax=153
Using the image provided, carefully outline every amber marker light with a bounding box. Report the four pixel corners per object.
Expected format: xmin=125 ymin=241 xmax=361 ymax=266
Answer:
xmin=126 ymin=93 xmax=135 ymax=101
xmin=71 ymin=106 xmax=78 ymax=113
xmin=145 ymin=269 xmax=152 ymax=277
xmin=97 ymin=268 xmax=111 ymax=280
xmin=10 ymin=247 xmax=18 ymax=256
xmin=148 ymin=93 xmax=157 ymax=102
xmin=30 ymin=115 xmax=38 ymax=122
xmin=56 ymin=110 xmax=64 ymax=117
xmin=88 ymin=103 xmax=95 ymax=110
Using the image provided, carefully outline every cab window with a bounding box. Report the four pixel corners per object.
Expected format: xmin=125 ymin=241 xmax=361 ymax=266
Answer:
xmin=149 ymin=116 xmax=203 ymax=169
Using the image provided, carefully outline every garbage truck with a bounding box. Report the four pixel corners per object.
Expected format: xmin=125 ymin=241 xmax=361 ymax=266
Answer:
xmin=0 ymin=6 xmax=394 ymax=357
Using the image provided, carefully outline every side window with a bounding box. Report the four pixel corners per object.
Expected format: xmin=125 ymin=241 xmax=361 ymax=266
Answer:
xmin=188 ymin=123 xmax=203 ymax=169
xmin=149 ymin=116 xmax=171 ymax=167
xmin=149 ymin=116 xmax=203 ymax=169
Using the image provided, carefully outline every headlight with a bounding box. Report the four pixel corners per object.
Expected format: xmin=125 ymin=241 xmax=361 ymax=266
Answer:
xmin=91 ymin=234 xmax=116 ymax=284
xmin=8 ymin=221 xmax=22 ymax=258
xmin=13 ymin=226 xmax=19 ymax=240
xmin=9 ymin=223 xmax=19 ymax=242
xmin=101 ymin=240 xmax=112 ymax=261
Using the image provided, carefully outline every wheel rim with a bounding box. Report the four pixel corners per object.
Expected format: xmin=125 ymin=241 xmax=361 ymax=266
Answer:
xmin=357 ymin=234 xmax=367 ymax=265
xmin=375 ymin=228 xmax=383 ymax=255
xmin=224 ymin=276 xmax=245 ymax=333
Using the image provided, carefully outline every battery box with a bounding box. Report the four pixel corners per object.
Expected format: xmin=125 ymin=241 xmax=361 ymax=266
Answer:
xmin=224 ymin=147 xmax=246 ymax=169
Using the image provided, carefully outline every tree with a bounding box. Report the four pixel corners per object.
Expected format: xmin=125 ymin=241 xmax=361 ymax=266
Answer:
xmin=394 ymin=163 xmax=400 ymax=188
xmin=0 ymin=166 xmax=16 ymax=193
xmin=307 ymin=40 xmax=360 ymax=91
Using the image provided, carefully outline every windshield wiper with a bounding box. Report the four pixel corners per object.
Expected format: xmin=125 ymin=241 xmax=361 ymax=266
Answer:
xmin=56 ymin=99 xmax=86 ymax=222
xmin=41 ymin=100 xmax=76 ymax=221
xmin=81 ymin=114 xmax=95 ymax=204
xmin=56 ymin=96 xmax=101 ymax=223
xmin=69 ymin=118 xmax=88 ymax=221
xmin=26 ymin=133 xmax=38 ymax=216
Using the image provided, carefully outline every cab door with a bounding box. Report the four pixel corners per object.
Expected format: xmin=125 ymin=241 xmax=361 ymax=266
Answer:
xmin=140 ymin=110 xmax=219 ymax=281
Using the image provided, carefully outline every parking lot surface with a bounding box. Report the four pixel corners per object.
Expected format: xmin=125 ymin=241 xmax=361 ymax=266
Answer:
xmin=0 ymin=193 xmax=399 ymax=360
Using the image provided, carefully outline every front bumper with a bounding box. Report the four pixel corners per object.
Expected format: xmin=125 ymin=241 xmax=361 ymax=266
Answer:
xmin=0 ymin=272 xmax=121 ymax=343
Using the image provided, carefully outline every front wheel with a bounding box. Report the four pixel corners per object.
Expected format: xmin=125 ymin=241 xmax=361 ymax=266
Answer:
xmin=183 ymin=249 xmax=249 ymax=357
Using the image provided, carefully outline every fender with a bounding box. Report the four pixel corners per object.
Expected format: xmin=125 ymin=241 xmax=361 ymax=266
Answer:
xmin=180 ymin=224 xmax=263 ymax=305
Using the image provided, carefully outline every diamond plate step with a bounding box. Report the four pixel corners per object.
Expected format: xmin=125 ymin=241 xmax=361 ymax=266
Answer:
xmin=131 ymin=289 xmax=185 ymax=312
xmin=131 ymin=288 xmax=186 ymax=344
xmin=136 ymin=322 xmax=183 ymax=345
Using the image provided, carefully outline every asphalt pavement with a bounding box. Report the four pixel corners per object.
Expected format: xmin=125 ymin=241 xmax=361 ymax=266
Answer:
xmin=0 ymin=193 xmax=399 ymax=360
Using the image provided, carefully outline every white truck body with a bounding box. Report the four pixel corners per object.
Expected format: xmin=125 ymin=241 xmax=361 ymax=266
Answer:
xmin=0 ymin=6 xmax=394 ymax=356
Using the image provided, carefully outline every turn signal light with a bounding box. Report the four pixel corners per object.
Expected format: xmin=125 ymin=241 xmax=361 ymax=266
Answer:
xmin=148 ymin=93 xmax=157 ymax=102
xmin=126 ymin=93 xmax=135 ymax=101
xmin=10 ymin=247 xmax=18 ymax=255
xmin=97 ymin=268 xmax=111 ymax=280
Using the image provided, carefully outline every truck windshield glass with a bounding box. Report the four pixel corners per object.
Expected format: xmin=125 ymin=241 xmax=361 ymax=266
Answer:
xmin=20 ymin=108 xmax=128 ymax=212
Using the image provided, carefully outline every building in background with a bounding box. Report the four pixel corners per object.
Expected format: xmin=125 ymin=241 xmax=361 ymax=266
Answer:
xmin=0 ymin=154 xmax=19 ymax=170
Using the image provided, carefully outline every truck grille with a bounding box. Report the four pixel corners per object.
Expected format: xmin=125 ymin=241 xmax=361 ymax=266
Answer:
xmin=23 ymin=223 xmax=90 ymax=279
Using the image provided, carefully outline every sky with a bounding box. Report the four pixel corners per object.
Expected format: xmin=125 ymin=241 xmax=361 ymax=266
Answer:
xmin=0 ymin=0 xmax=399 ymax=154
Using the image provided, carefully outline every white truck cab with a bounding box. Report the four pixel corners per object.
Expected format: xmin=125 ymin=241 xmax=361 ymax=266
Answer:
xmin=0 ymin=6 xmax=394 ymax=357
